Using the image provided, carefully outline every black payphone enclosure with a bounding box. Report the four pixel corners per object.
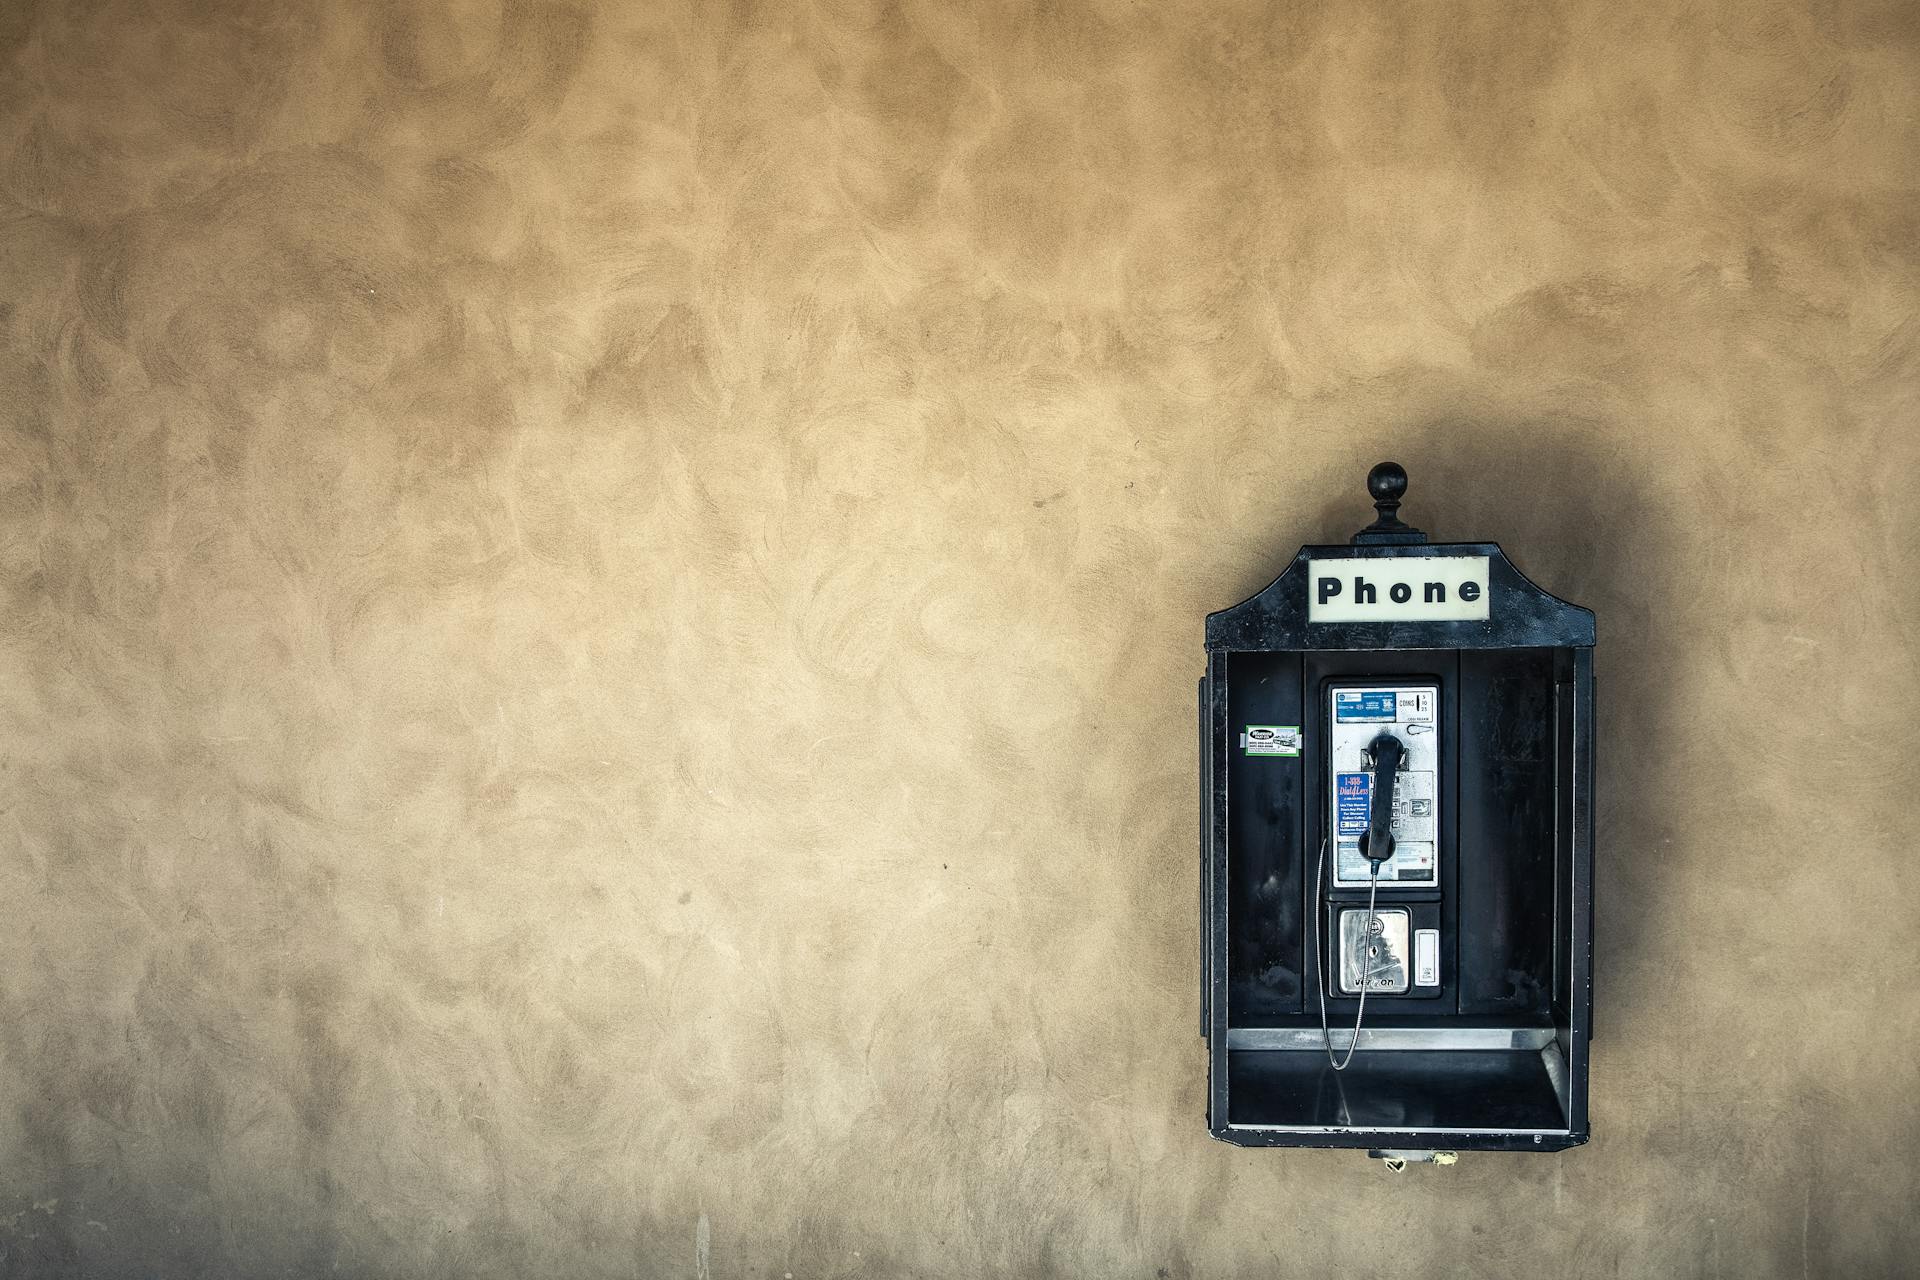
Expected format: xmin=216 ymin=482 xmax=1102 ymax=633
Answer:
xmin=1200 ymin=464 xmax=1595 ymax=1152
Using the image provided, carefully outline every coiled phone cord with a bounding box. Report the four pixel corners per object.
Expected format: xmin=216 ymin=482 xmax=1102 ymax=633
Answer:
xmin=1313 ymin=837 xmax=1381 ymax=1072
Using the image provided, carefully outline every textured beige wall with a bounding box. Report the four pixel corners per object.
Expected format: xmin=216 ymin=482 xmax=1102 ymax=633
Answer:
xmin=1 ymin=0 xmax=1917 ymax=1276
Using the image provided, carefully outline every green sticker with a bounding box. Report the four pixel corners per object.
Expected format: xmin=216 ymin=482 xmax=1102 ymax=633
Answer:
xmin=1242 ymin=725 xmax=1301 ymax=757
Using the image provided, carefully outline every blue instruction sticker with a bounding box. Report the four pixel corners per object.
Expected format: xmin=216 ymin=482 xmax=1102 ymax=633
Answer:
xmin=1336 ymin=772 xmax=1371 ymax=834
xmin=1334 ymin=690 xmax=1397 ymax=722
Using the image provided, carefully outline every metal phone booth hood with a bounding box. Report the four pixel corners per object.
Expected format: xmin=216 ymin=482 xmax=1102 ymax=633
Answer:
xmin=1199 ymin=463 xmax=1595 ymax=1156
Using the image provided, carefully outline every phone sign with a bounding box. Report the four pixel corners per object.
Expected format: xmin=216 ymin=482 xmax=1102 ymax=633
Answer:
xmin=1308 ymin=556 xmax=1490 ymax=623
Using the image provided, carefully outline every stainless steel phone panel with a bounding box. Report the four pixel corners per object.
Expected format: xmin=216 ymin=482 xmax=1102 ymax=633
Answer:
xmin=1338 ymin=907 xmax=1410 ymax=994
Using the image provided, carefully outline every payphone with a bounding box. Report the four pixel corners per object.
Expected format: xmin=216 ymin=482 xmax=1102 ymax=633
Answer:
xmin=1199 ymin=463 xmax=1594 ymax=1154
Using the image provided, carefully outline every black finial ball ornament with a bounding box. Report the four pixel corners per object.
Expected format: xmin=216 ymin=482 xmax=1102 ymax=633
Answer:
xmin=1351 ymin=460 xmax=1422 ymax=542
xmin=1368 ymin=461 xmax=1408 ymax=505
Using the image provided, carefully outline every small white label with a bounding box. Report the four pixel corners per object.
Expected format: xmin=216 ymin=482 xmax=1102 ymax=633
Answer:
xmin=1241 ymin=725 xmax=1301 ymax=757
xmin=1308 ymin=556 xmax=1490 ymax=623
xmin=1414 ymin=929 xmax=1440 ymax=987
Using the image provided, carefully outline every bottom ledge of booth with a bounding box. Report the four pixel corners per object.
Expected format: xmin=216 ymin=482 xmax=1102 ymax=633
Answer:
xmin=1220 ymin=1043 xmax=1573 ymax=1146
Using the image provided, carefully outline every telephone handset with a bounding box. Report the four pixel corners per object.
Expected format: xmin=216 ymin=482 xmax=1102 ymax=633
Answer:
xmin=1361 ymin=732 xmax=1405 ymax=864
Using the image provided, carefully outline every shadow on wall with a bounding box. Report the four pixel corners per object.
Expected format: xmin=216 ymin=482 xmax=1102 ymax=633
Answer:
xmin=1297 ymin=417 xmax=1681 ymax=1044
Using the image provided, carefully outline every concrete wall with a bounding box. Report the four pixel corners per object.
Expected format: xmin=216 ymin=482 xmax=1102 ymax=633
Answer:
xmin=2 ymin=1 xmax=1916 ymax=1275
